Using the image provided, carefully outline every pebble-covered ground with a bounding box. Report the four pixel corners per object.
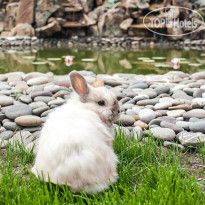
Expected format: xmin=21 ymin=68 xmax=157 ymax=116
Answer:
xmin=0 ymin=70 xmax=205 ymax=152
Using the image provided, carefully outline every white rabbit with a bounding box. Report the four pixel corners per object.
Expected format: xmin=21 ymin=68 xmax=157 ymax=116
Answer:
xmin=31 ymin=71 xmax=120 ymax=193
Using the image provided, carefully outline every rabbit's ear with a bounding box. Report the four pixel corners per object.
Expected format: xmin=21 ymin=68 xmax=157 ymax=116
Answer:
xmin=70 ymin=71 xmax=89 ymax=100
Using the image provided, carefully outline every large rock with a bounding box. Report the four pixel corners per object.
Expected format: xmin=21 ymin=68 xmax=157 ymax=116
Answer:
xmin=120 ymin=18 xmax=133 ymax=31
xmin=98 ymin=8 xmax=125 ymax=37
xmin=80 ymin=0 xmax=95 ymax=13
xmin=4 ymin=2 xmax=19 ymax=31
xmin=35 ymin=0 xmax=62 ymax=27
xmin=16 ymin=0 xmax=36 ymax=24
xmin=35 ymin=20 xmax=61 ymax=37
xmin=9 ymin=23 xmax=35 ymax=36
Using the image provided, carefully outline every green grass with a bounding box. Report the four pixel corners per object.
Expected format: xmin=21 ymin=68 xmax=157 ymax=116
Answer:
xmin=0 ymin=131 xmax=205 ymax=205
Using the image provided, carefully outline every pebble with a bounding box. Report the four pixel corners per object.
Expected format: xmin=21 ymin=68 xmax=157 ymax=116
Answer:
xmin=150 ymin=127 xmax=176 ymax=141
xmin=27 ymin=77 xmax=48 ymax=86
xmin=183 ymin=109 xmax=205 ymax=119
xmin=0 ymin=96 xmax=14 ymax=106
xmin=19 ymin=95 xmax=32 ymax=104
xmin=189 ymin=121 xmax=205 ymax=133
xmin=3 ymin=122 xmax=18 ymax=131
xmin=15 ymin=115 xmax=43 ymax=127
xmin=139 ymin=108 xmax=156 ymax=123
xmin=154 ymin=102 xmax=172 ymax=110
xmin=137 ymin=98 xmax=159 ymax=106
xmin=33 ymin=106 xmax=49 ymax=116
xmin=34 ymin=96 xmax=55 ymax=104
xmin=48 ymin=98 xmax=65 ymax=106
xmin=29 ymin=101 xmax=47 ymax=110
xmin=30 ymin=91 xmax=53 ymax=99
xmin=5 ymin=104 xmax=32 ymax=119
xmin=134 ymin=120 xmax=148 ymax=129
xmin=116 ymin=114 xmax=135 ymax=126
xmin=176 ymin=121 xmax=192 ymax=130
xmin=9 ymin=131 xmax=34 ymax=147
xmin=178 ymin=131 xmax=205 ymax=146
xmin=168 ymin=104 xmax=192 ymax=111
xmin=163 ymin=141 xmax=185 ymax=151
xmin=131 ymin=126 xmax=143 ymax=140
xmin=154 ymin=86 xmax=170 ymax=95
xmin=160 ymin=121 xmax=183 ymax=134
xmin=167 ymin=109 xmax=185 ymax=118
xmin=115 ymin=126 xmax=130 ymax=137
xmin=0 ymin=130 xmax=14 ymax=140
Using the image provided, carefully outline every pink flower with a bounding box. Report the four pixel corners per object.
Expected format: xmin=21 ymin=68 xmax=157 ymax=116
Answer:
xmin=171 ymin=58 xmax=180 ymax=69
xmin=65 ymin=56 xmax=73 ymax=67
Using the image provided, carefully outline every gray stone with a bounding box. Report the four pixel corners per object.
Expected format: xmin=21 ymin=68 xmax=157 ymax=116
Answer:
xmin=30 ymin=91 xmax=53 ymax=99
xmin=163 ymin=141 xmax=185 ymax=151
xmin=29 ymin=101 xmax=47 ymax=110
xmin=5 ymin=104 xmax=32 ymax=119
xmin=149 ymin=119 xmax=162 ymax=127
xmin=3 ymin=122 xmax=18 ymax=131
xmin=141 ymin=90 xmax=157 ymax=99
xmin=133 ymin=95 xmax=149 ymax=102
xmin=44 ymin=85 xmax=61 ymax=93
xmin=132 ymin=106 xmax=141 ymax=115
xmin=137 ymin=98 xmax=159 ymax=106
xmin=19 ymin=95 xmax=32 ymax=104
xmin=139 ymin=108 xmax=156 ymax=123
xmin=154 ymin=102 xmax=172 ymax=110
xmin=27 ymin=77 xmax=48 ymax=86
xmin=191 ymin=71 xmax=205 ymax=80
xmin=176 ymin=121 xmax=192 ymax=130
xmin=116 ymin=114 xmax=135 ymax=126
xmin=183 ymin=109 xmax=205 ymax=119
xmin=131 ymin=126 xmax=143 ymax=140
xmin=0 ymin=130 xmax=14 ymax=140
xmin=160 ymin=121 xmax=183 ymax=134
xmin=178 ymin=131 xmax=205 ymax=146
xmin=33 ymin=106 xmax=49 ymax=116
xmin=154 ymin=86 xmax=170 ymax=95
xmin=115 ymin=126 xmax=130 ymax=137
xmin=34 ymin=96 xmax=55 ymax=104
xmin=0 ymin=96 xmax=14 ymax=107
xmin=159 ymin=97 xmax=174 ymax=104
xmin=129 ymin=82 xmax=148 ymax=89
xmin=150 ymin=127 xmax=176 ymax=141
xmin=23 ymin=126 xmax=42 ymax=133
xmin=27 ymin=85 xmax=44 ymax=94
xmin=189 ymin=121 xmax=205 ymax=133
xmin=167 ymin=110 xmax=186 ymax=118
xmin=9 ymin=131 xmax=35 ymax=147
xmin=156 ymin=116 xmax=177 ymax=124
xmin=126 ymin=109 xmax=136 ymax=115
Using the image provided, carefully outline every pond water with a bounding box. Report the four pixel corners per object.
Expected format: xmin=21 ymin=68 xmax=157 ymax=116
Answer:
xmin=0 ymin=46 xmax=205 ymax=75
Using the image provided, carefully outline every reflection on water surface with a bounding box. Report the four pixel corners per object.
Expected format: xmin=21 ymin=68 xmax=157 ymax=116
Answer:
xmin=0 ymin=47 xmax=205 ymax=75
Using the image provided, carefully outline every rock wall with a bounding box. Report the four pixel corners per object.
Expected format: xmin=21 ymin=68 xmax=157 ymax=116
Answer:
xmin=0 ymin=0 xmax=204 ymax=41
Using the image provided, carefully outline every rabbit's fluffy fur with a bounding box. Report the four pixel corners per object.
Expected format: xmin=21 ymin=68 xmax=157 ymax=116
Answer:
xmin=31 ymin=72 xmax=120 ymax=193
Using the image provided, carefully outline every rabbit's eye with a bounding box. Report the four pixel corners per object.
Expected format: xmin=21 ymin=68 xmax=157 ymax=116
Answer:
xmin=98 ymin=100 xmax=105 ymax=106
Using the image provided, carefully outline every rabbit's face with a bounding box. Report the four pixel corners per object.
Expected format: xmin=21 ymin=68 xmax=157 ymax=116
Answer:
xmin=70 ymin=71 xmax=120 ymax=127
xmin=86 ymin=86 xmax=120 ymax=126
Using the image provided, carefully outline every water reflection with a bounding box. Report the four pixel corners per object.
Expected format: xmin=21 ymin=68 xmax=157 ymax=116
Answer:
xmin=0 ymin=46 xmax=205 ymax=75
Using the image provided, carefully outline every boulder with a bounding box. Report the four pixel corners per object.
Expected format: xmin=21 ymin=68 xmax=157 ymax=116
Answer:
xmin=35 ymin=0 xmax=62 ymax=27
xmin=35 ymin=20 xmax=61 ymax=37
xmin=4 ymin=2 xmax=19 ymax=31
xmin=9 ymin=23 xmax=35 ymax=36
xmin=16 ymin=0 xmax=36 ymax=24
xmin=120 ymin=18 xmax=133 ymax=31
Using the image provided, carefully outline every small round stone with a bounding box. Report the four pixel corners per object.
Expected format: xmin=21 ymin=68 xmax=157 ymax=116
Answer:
xmin=0 ymin=96 xmax=14 ymax=107
xmin=5 ymin=104 xmax=32 ymax=120
xmin=150 ymin=127 xmax=176 ymax=141
xmin=0 ymin=130 xmax=14 ymax=140
xmin=27 ymin=77 xmax=48 ymax=86
xmin=116 ymin=114 xmax=135 ymax=126
xmin=3 ymin=122 xmax=18 ymax=131
xmin=15 ymin=115 xmax=43 ymax=127
xmin=139 ymin=108 xmax=156 ymax=123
